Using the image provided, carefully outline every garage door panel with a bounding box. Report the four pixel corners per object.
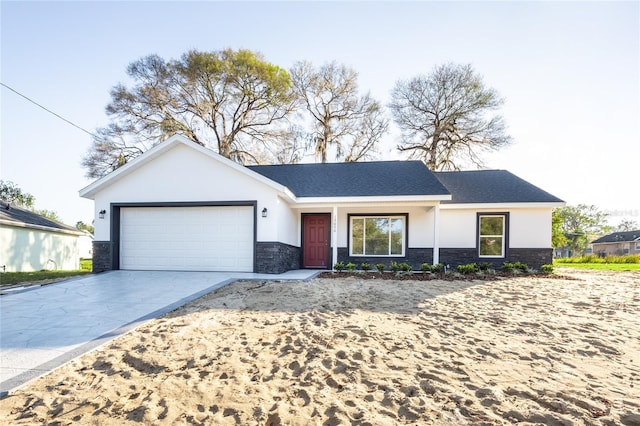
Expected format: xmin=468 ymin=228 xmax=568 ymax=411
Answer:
xmin=120 ymin=206 xmax=254 ymax=272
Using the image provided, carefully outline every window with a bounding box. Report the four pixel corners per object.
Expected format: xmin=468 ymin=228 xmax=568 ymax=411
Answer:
xmin=478 ymin=214 xmax=506 ymax=257
xmin=350 ymin=216 xmax=406 ymax=256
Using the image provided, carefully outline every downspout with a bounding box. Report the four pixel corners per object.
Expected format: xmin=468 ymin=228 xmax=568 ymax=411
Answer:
xmin=332 ymin=206 xmax=338 ymax=269
xmin=433 ymin=203 xmax=440 ymax=265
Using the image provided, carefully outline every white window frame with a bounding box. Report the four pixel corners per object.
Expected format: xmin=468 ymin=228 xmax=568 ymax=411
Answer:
xmin=349 ymin=215 xmax=406 ymax=257
xmin=478 ymin=214 xmax=506 ymax=258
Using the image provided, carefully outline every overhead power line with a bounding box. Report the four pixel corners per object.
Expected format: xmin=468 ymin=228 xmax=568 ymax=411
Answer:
xmin=0 ymin=82 xmax=100 ymax=140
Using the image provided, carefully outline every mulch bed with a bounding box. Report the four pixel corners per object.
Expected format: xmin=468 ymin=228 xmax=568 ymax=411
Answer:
xmin=317 ymin=271 xmax=571 ymax=281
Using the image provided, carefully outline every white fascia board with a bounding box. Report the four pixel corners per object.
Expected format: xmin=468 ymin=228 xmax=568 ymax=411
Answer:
xmin=0 ymin=219 xmax=84 ymax=236
xmin=79 ymin=135 xmax=290 ymax=199
xmin=439 ymin=201 xmax=566 ymax=210
xmin=292 ymin=194 xmax=450 ymax=207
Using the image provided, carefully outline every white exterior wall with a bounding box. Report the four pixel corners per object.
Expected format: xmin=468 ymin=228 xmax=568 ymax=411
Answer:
xmin=0 ymin=225 xmax=80 ymax=272
xmin=334 ymin=205 xmax=435 ymax=248
xmin=509 ymin=209 xmax=552 ymax=248
xmin=439 ymin=207 xmax=553 ymax=248
xmin=275 ymin=197 xmax=300 ymax=246
xmin=92 ymin=144 xmax=283 ymax=242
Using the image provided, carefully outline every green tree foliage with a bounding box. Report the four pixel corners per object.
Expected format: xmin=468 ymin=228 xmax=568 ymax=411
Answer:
xmin=0 ymin=180 xmax=35 ymax=208
xmin=290 ymin=61 xmax=388 ymax=163
xmin=551 ymin=209 xmax=568 ymax=249
xmin=555 ymin=205 xmax=611 ymax=256
xmin=83 ymin=49 xmax=296 ymax=178
xmin=34 ymin=209 xmax=62 ymax=222
xmin=76 ymin=221 xmax=95 ymax=235
xmin=389 ymin=63 xmax=511 ymax=170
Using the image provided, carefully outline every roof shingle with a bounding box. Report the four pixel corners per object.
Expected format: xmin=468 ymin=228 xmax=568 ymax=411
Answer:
xmin=249 ymin=161 xmax=450 ymax=198
xmin=0 ymin=201 xmax=81 ymax=234
xmin=434 ymin=170 xmax=564 ymax=204
xmin=592 ymin=230 xmax=640 ymax=244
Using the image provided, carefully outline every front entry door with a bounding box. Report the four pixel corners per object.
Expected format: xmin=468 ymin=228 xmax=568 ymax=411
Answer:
xmin=303 ymin=214 xmax=330 ymax=268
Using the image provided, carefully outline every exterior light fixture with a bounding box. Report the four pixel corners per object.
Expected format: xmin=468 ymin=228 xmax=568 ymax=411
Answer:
xmin=262 ymin=207 xmax=268 ymax=218
xmin=99 ymin=209 xmax=106 ymax=219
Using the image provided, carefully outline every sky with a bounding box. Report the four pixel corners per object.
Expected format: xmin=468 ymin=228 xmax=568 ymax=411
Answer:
xmin=1 ymin=0 xmax=638 ymax=228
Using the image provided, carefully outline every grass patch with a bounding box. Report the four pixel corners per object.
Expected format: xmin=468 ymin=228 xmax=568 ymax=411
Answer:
xmin=555 ymin=263 xmax=640 ymax=271
xmin=0 ymin=269 xmax=91 ymax=287
xmin=554 ymin=254 xmax=640 ymax=271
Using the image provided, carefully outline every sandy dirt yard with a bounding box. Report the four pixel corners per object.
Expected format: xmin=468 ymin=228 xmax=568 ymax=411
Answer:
xmin=1 ymin=269 xmax=639 ymax=425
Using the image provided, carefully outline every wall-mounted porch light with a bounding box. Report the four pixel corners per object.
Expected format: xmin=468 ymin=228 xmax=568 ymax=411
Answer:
xmin=99 ymin=209 xmax=106 ymax=219
xmin=262 ymin=207 xmax=268 ymax=218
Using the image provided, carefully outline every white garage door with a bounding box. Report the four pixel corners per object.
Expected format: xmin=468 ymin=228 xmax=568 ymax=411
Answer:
xmin=120 ymin=206 xmax=254 ymax=272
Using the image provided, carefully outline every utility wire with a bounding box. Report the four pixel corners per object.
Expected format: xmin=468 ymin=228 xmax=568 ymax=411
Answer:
xmin=0 ymin=82 xmax=101 ymax=140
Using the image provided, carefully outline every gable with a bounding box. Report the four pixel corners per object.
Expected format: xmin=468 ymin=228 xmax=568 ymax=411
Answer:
xmin=79 ymin=135 xmax=289 ymax=201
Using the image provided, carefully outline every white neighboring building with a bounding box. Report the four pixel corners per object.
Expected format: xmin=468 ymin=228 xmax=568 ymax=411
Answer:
xmin=0 ymin=201 xmax=84 ymax=272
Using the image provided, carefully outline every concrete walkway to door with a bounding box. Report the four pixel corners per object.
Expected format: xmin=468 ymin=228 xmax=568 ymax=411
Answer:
xmin=0 ymin=269 xmax=320 ymax=397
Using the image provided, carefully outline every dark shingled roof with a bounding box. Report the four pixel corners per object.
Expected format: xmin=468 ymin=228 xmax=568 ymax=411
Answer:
xmin=248 ymin=161 xmax=450 ymax=197
xmin=0 ymin=200 xmax=80 ymax=234
xmin=592 ymin=230 xmax=640 ymax=244
xmin=434 ymin=170 xmax=564 ymax=204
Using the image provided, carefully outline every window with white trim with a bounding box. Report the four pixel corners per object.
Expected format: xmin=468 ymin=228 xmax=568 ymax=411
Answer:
xmin=350 ymin=216 xmax=406 ymax=256
xmin=479 ymin=215 xmax=506 ymax=257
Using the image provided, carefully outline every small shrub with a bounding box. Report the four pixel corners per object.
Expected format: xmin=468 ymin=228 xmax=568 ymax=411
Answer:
xmin=390 ymin=261 xmax=400 ymax=273
xmin=456 ymin=263 xmax=479 ymax=275
xmin=502 ymin=262 xmax=515 ymax=273
xmin=432 ymin=263 xmax=445 ymax=273
xmin=360 ymin=262 xmax=371 ymax=271
xmin=514 ymin=261 xmax=529 ymax=272
xmin=398 ymin=262 xmax=412 ymax=272
xmin=346 ymin=262 xmax=357 ymax=272
xmin=502 ymin=261 xmax=528 ymax=274
xmin=334 ymin=261 xmax=346 ymax=272
xmin=478 ymin=262 xmax=492 ymax=271
xmin=375 ymin=263 xmax=386 ymax=273
xmin=420 ymin=263 xmax=432 ymax=273
xmin=541 ymin=264 xmax=554 ymax=274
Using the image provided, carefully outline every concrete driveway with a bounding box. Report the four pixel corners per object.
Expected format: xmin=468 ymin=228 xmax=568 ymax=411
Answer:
xmin=0 ymin=269 xmax=319 ymax=396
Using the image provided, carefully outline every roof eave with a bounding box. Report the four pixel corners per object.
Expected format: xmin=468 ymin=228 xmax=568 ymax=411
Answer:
xmin=440 ymin=201 xmax=566 ymax=210
xmin=0 ymin=219 xmax=85 ymax=236
xmin=293 ymin=194 xmax=451 ymax=205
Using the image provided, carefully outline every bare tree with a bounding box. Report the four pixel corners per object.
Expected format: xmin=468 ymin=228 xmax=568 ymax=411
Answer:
xmin=83 ymin=49 xmax=295 ymax=178
xmin=389 ymin=63 xmax=511 ymax=170
xmin=290 ymin=61 xmax=388 ymax=163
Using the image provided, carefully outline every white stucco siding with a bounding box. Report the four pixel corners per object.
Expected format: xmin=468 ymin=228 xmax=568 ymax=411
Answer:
xmin=0 ymin=225 xmax=80 ymax=272
xmin=439 ymin=208 xmax=553 ymax=248
xmin=275 ymin=197 xmax=299 ymax=246
xmin=509 ymin=209 xmax=552 ymax=248
xmin=334 ymin=206 xmax=434 ymax=248
xmin=439 ymin=210 xmax=477 ymax=248
xmin=92 ymin=144 xmax=281 ymax=241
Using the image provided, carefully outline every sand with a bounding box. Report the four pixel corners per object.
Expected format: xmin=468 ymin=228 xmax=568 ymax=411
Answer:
xmin=1 ymin=269 xmax=639 ymax=425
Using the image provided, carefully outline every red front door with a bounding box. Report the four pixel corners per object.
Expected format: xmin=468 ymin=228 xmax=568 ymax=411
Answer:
xmin=303 ymin=215 xmax=330 ymax=268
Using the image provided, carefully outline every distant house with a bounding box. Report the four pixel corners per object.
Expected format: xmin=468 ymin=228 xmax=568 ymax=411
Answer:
xmin=0 ymin=201 xmax=84 ymax=272
xmin=80 ymin=135 xmax=565 ymax=273
xmin=591 ymin=230 xmax=640 ymax=256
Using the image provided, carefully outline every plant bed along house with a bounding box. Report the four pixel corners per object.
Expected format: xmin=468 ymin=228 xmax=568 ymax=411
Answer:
xmin=320 ymin=261 xmax=561 ymax=281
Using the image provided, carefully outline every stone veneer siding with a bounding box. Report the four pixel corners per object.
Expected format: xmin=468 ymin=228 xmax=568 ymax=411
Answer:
xmin=439 ymin=248 xmax=553 ymax=270
xmin=92 ymin=241 xmax=113 ymax=273
xmin=336 ymin=247 xmax=552 ymax=271
xmin=255 ymin=242 xmax=301 ymax=274
xmin=336 ymin=248 xmax=434 ymax=271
